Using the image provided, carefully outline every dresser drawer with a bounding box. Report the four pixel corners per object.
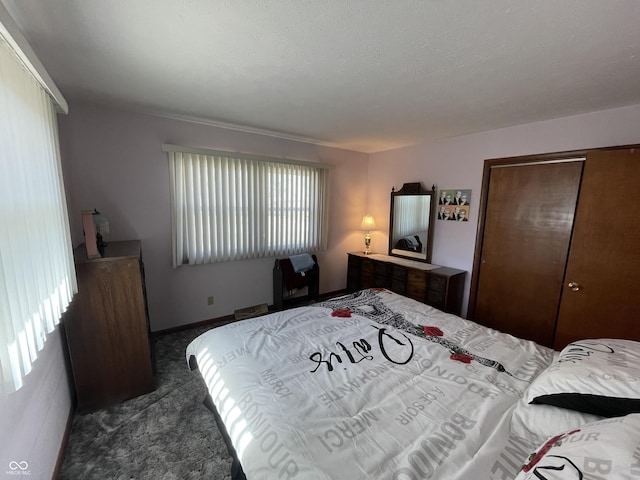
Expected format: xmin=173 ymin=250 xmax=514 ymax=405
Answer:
xmin=374 ymin=274 xmax=389 ymax=288
xmin=390 ymin=278 xmax=407 ymax=295
xmin=428 ymin=274 xmax=447 ymax=292
xmin=347 ymin=272 xmax=360 ymax=291
xmin=427 ymin=274 xmax=448 ymax=311
xmin=391 ymin=265 xmax=407 ymax=281
xmin=347 ymin=254 xmax=362 ymax=291
xmin=360 ymin=271 xmax=375 ymax=288
xmin=374 ymin=261 xmax=389 ymax=276
xmin=373 ymin=262 xmax=391 ymax=288
xmin=406 ymin=280 xmax=427 ymax=300
xmin=361 ymin=258 xmax=374 ymax=273
xmin=407 ymin=269 xmax=427 ymax=284
xmin=427 ymin=289 xmax=445 ymax=309
xmin=360 ymin=258 xmax=375 ymax=288
xmin=407 ymin=268 xmax=427 ymax=299
xmin=348 ymin=254 xmax=362 ymax=270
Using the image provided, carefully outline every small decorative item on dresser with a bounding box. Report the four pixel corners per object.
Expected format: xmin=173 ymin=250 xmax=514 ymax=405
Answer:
xmin=81 ymin=210 xmax=100 ymax=258
xmin=360 ymin=214 xmax=377 ymax=254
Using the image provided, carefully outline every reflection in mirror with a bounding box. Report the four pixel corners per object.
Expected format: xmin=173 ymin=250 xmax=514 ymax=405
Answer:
xmin=389 ymin=183 xmax=435 ymax=263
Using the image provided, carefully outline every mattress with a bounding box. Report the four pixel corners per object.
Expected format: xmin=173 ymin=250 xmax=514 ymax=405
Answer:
xmin=186 ymin=289 xmax=556 ymax=480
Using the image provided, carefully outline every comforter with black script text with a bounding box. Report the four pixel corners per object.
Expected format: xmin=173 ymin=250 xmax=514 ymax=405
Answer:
xmin=186 ymin=289 xmax=554 ymax=480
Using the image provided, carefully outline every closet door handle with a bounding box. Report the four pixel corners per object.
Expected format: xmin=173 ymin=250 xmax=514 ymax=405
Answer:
xmin=567 ymin=282 xmax=581 ymax=292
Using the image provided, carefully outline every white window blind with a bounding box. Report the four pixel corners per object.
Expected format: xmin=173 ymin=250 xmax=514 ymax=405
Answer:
xmin=167 ymin=148 xmax=330 ymax=267
xmin=0 ymin=33 xmax=76 ymax=394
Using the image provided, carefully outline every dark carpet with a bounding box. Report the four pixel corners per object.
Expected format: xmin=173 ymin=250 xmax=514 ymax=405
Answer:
xmin=58 ymin=327 xmax=233 ymax=480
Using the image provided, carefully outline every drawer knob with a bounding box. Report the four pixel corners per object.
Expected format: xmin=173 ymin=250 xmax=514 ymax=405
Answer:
xmin=567 ymin=282 xmax=581 ymax=292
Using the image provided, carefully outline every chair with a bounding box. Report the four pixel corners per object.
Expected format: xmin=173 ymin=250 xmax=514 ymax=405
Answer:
xmin=273 ymin=254 xmax=319 ymax=311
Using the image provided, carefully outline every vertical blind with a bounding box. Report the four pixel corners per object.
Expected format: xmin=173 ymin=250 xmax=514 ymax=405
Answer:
xmin=168 ymin=150 xmax=329 ymax=267
xmin=0 ymin=34 xmax=76 ymax=394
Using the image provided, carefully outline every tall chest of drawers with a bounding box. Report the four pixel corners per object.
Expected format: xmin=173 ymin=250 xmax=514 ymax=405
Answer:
xmin=65 ymin=240 xmax=155 ymax=411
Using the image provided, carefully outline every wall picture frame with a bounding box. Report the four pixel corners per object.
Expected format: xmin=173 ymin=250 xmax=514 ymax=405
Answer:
xmin=437 ymin=189 xmax=471 ymax=222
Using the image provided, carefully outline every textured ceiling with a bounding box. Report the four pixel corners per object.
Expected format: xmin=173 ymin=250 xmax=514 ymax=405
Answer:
xmin=3 ymin=0 xmax=640 ymax=153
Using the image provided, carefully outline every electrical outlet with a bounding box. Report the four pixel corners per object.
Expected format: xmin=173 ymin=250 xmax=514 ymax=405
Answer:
xmin=207 ymin=296 xmax=214 ymax=305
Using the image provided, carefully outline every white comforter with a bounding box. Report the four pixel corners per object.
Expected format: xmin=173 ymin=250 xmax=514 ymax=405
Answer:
xmin=186 ymin=289 xmax=555 ymax=480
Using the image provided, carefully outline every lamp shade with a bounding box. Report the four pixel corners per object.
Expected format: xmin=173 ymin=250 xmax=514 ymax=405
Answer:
xmin=360 ymin=215 xmax=377 ymax=231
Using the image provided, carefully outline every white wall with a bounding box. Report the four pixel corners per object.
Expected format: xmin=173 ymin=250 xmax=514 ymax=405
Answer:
xmin=58 ymin=102 xmax=369 ymax=332
xmin=368 ymin=103 xmax=640 ymax=316
xmin=0 ymin=328 xmax=72 ymax=479
xmin=59 ymin=102 xmax=640 ymax=328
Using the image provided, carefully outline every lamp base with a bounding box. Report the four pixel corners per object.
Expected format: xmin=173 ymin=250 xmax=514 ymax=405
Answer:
xmin=363 ymin=234 xmax=371 ymax=255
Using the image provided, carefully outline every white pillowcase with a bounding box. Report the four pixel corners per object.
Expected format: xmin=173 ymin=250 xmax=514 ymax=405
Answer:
xmin=524 ymin=338 xmax=640 ymax=417
xmin=514 ymin=413 xmax=640 ymax=479
xmin=510 ymin=398 xmax=602 ymax=444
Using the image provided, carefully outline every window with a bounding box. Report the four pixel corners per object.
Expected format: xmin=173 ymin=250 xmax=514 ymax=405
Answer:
xmin=165 ymin=146 xmax=330 ymax=267
xmin=0 ymin=30 xmax=75 ymax=394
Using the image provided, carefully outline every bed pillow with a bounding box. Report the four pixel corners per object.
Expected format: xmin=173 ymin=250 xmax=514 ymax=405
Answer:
xmin=510 ymin=399 xmax=602 ymax=444
xmin=514 ymin=414 xmax=640 ymax=480
xmin=525 ymin=338 xmax=640 ymax=417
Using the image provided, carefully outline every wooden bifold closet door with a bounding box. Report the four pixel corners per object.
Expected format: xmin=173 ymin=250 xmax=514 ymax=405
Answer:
xmin=554 ymin=148 xmax=640 ymax=348
xmin=470 ymin=146 xmax=640 ymax=349
xmin=472 ymin=159 xmax=583 ymax=347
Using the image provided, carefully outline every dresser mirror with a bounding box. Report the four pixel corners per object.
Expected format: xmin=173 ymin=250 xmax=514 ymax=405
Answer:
xmin=388 ymin=182 xmax=435 ymax=263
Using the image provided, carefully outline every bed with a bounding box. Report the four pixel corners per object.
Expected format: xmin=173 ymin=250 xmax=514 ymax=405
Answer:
xmin=186 ymin=288 xmax=640 ymax=480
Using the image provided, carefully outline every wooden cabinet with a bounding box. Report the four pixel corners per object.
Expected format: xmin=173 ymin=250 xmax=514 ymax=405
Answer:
xmin=469 ymin=146 xmax=640 ymax=349
xmin=347 ymin=253 xmax=466 ymax=315
xmin=65 ymin=240 xmax=154 ymax=412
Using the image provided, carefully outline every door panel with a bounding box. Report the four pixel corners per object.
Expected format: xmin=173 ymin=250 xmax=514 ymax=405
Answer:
xmin=554 ymin=148 xmax=640 ymax=348
xmin=474 ymin=161 xmax=583 ymax=347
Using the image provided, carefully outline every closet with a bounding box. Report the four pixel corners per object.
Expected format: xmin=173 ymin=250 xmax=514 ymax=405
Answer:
xmin=468 ymin=146 xmax=640 ymax=349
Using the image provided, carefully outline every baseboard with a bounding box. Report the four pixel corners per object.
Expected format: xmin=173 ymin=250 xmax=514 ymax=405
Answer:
xmin=152 ymin=313 xmax=236 ymax=336
xmin=319 ymin=289 xmax=348 ymax=300
xmin=51 ymin=402 xmax=74 ymax=480
xmin=151 ymin=289 xmax=348 ymax=337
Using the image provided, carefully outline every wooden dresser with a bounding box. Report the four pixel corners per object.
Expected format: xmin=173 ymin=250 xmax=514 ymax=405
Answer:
xmin=65 ymin=240 xmax=154 ymax=412
xmin=347 ymin=252 xmax=466 ymax=315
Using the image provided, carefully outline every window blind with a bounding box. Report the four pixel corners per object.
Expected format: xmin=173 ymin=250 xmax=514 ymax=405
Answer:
xmin=167 ymin=149 xmax=330 ymax=267
xmin=0 ymin=33 xmax=76 ymax=394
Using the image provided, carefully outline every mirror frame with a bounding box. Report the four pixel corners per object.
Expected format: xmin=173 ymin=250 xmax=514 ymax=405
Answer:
xmin=388 ymin=182 xmax=436 ymax=263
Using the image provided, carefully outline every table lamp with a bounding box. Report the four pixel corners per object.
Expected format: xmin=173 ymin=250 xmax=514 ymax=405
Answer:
xmin=360 ymin=215 xmax=376 ymax=254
